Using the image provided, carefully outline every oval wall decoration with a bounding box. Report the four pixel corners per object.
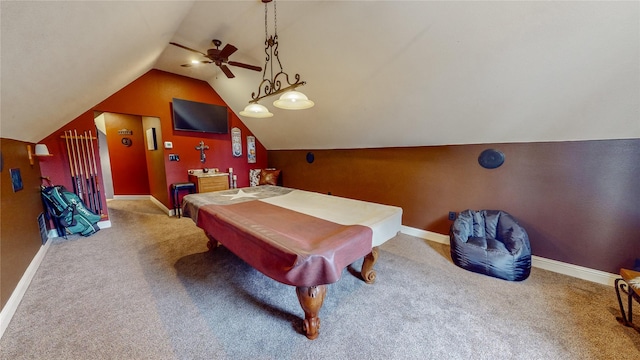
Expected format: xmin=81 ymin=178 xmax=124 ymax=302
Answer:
xmin=478 ymin=149 xmax=505 ymax=169
xmin=306 ymin=152 xmax=315 ymax=164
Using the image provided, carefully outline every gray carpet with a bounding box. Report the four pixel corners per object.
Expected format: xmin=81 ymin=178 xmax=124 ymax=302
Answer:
xmin=1 ymin=199 xmax=638 ymax=359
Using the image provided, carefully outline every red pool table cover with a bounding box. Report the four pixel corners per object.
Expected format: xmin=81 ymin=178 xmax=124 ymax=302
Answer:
xmin=196 ymin=200 xmax=373 ymax=287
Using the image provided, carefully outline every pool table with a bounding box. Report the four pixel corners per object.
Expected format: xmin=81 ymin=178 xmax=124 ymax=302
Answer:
xmin=182 ymin=185 xmax=403 ymax=339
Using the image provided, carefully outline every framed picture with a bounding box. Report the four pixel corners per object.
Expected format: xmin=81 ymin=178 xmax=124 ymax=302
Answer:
xmin=231 ymin=127 xmax=242 ymax=157
xmin=146 ymin=128 xmax=157 ymax=150
xmin=10 ymin=168 xmax=23 ymax=192
xmin=247 ymin=136 xmax=256 ymax=163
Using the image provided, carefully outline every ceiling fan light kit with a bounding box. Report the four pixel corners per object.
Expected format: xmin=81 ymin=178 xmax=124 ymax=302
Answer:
xmin=169 ymin=38 xmax=262 ymax=77
xmin=242 ymin=0 xmax=314 ymax=118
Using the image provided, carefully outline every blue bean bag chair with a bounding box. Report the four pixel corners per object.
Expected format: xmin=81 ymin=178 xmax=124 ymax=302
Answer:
xmin=450 ymin=210 xmax=531 ymax=281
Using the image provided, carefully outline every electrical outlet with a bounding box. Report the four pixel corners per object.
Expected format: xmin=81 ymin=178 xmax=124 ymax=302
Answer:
xmin=448 ymin=211 xmax=456 ymax=221
xmin=169 ymin=154 xmax=179 ymax=161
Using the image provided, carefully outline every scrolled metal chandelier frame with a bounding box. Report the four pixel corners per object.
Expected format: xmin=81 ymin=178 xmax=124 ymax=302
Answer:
xmin=241 ymin=0 xmax=313 ymax=118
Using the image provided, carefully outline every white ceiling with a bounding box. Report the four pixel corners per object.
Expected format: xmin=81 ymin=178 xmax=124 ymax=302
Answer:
xmin=2 ymin=1 xmax=638 ymax=150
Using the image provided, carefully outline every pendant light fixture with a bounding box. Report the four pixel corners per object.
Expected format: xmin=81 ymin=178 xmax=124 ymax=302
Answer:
xmin=239 ymin=103 xmax=274 ymax=118
xmin=240 ymin=0 xmax=314 ymax=118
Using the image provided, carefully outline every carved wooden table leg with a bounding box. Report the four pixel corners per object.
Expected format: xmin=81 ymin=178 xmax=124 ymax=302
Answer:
xmin=296 ymin=285 xmax=327 ymax=340
xmin=205 ymin=233 xmax=220 ymax=251
xmin=361 ymin=246 xmax=379 ymax=284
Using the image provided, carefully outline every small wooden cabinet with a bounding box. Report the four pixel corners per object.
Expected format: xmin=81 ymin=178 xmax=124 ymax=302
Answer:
xmin=189 ymin=174 xmax=229 ymax=193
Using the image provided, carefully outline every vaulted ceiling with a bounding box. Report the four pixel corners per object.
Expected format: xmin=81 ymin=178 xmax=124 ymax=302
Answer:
xmin=2 ymin=1 xmax=638 ymax=150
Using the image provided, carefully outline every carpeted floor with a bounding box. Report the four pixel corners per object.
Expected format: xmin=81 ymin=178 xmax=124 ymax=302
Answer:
xmin=1 ymin=199 xmax=638 ymax=359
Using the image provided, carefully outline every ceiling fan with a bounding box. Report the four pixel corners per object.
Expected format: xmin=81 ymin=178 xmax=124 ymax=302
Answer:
xmin=169 ymin=39 xmax=262 ymax=78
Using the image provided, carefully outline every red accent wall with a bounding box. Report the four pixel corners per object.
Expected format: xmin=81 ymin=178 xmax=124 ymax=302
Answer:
xmin=38 ymin=111 xmax=106 ymax=215
xmin=96 ymin=69 xmax=268 ymax=203
xmin=104 ymin=113 xmax=150 ymax=195
xmin=39 ymin=69 xmax=268 ymax=213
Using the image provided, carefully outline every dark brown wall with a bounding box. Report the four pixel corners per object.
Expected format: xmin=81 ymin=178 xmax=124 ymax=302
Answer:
xmin=268 ymin=139 xmax=640 ymax=274
xmin=1 ymin=138 xmax=46 ymax=309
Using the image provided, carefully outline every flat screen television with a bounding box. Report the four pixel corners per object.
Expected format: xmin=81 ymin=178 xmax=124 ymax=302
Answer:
xmin=172 ymin=98 xmax=229 ymax=134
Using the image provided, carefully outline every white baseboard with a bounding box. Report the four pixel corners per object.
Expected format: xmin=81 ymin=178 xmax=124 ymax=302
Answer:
xmin=401 ymin=226 xmax=450 ymax=245
xmin=111 ymin=195 xmax=174 ymax=216
xmin=97 ymin=219 xmax=112 ymax=229
xmin=400 ymin=225 xmax=618 ymax=286
xmin=0 ymin=240 xmax=52 ymax=340
xmin=47 ymin=229 xmax=58 ymax=238
xmin=531 ymin=256 xmax=619 ymax=287
xmin=111 ymin=195 xmax=150 ymax=201
xmin=149 ymin=195 xmax=173 ymax=216
xmin=47 ymin=219 xmax=111 ymax=239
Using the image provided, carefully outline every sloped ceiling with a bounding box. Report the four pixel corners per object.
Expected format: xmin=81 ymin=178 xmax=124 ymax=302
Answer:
xmin=1 ymin=0 xmax=194 ymax=143
xmin=2 ymin=1 xmax=638 ymax=150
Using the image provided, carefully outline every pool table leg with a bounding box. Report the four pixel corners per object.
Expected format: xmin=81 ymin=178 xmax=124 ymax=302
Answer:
xmin=205 ymin=233 xmax=220 ymax=251
xmin=361 ymin=246 xmax=379 ymax=284
xmin=296 ymin=285 xmax=327 ymax=340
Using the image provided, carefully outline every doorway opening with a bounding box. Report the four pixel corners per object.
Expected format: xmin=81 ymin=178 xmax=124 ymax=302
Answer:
xmin=94 ymin=112 xmax=167 ymax=207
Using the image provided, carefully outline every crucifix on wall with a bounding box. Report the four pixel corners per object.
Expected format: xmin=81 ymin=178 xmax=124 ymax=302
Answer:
xmin=195 ymin=141 xmax=209 ymax=163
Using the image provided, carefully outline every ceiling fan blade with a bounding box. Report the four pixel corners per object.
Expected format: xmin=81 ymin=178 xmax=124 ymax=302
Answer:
xmin=228 ymin=61 xmax=262 ymax=72
xmin=218 ymin=44 xmax=238 ymax=59
xmin=220 ymin=64 xmax=235 ymax=78
xmin=170 ymin=42 xmax=207 ymax=57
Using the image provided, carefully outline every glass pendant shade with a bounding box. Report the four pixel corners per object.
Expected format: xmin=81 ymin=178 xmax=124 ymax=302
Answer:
xmin=246 ymin=1 xmax=314 ymax=115
xmin=273 ymin=91 xmax=315 ymax=110
xmin=239 ymin=103 xmax=274 ymax=118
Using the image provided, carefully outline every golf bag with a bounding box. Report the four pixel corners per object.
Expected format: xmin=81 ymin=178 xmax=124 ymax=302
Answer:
xmin=41 ymin=184 xmax=101 ymax=237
